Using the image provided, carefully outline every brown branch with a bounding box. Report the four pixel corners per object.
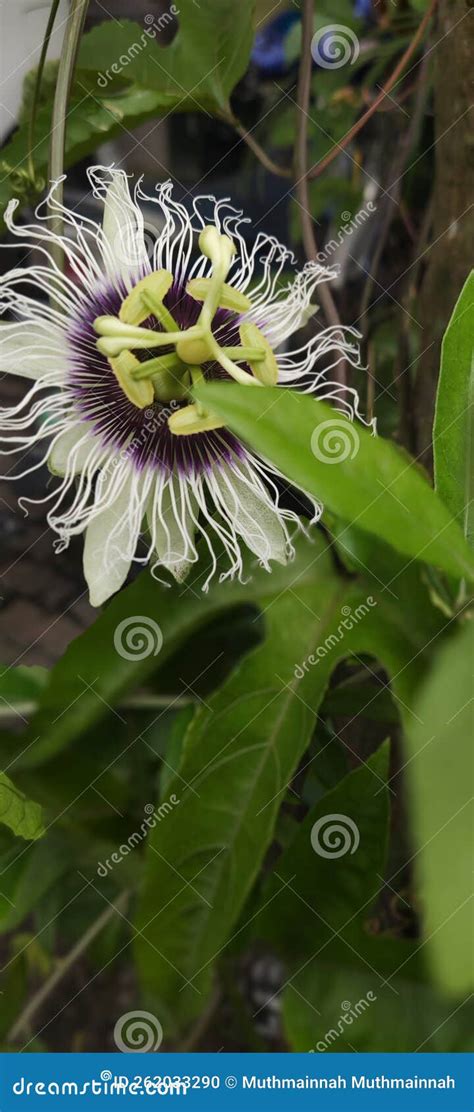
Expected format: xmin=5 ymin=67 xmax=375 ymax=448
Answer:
xmin=359 ymin=51 xmax=431 ymax=336
xmin=294 ymin=0 xmax=346 ymax=386
xmin=230 ymin=116 xmax=291 ymax=178
xmin=308 ymin=0 xmax=437 ymax=181
xmin=8 ymin=891 xmax=130 ymax=1044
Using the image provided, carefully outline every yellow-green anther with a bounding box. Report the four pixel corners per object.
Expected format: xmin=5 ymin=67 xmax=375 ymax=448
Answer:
xmin=239 ymin=322 xmax=278 ymax=386
xmin=108 ymin=351 xmax=154 ymax=408
xmin=186 ymin=278 xmax=251 ymax=313
xmin=168 ymin=402 xmax=224 ymax=436
xmin=94 ymin=316 xmax=150 ymax=339
xmin=119 ymin=270 xmax=173 ymax=326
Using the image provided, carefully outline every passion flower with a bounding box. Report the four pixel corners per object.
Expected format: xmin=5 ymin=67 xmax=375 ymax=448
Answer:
xmin=0 ymin=166 xmax=362 ymax=605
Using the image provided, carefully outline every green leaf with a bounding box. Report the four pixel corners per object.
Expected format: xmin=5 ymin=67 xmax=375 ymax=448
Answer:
xmin=196 ymin=382 xmax=474 ymax=582
xmin=158 ymin=705 xmax=195 ymax=801
xmin=434 ymin=270 xmax=474 ymax=548
xmin=0 ymin=832 xmax=70 ymax=933
xmin=400 ymin=619 xmax=474 ymax=996
xmin=283 ymin=939 xmax=474 ymax=1052
xmin=17 ymin=540 xmax=332 ymax=768
xmin=0 ymin=772 xmax=44 ymax=841
xmin=78 ymin=4 xmax=255 ymax=114
xmin=0 ymin=665 xmax=48 ymax=720
xmin=134 ymin=535 xmax=348 ymax=1031
xmin=256 ymin=743 xmax=390 ymax=958
xmin=133 ymin=532 xmax=433 ymax=1033
xmin=0 ymin=73 xmax=164 ymax=225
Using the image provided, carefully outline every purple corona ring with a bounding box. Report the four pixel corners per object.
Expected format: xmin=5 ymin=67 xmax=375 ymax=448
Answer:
xmin=0 ymin=166 xmax=366 ymax=606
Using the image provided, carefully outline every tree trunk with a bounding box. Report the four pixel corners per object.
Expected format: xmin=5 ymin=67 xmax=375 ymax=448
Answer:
xmin=413 ymin=0 xmax=474 ymax=467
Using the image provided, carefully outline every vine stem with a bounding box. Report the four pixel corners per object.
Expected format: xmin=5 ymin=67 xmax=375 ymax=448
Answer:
xmin=295 ymin=0 xmax=346 ymax=387
xmin=7 ymin=891 xmax=130 ymax=1044
xmin=28 ymin=0 xmax=62 ymax=183
xmin=49 ymin=0 xmax=89 ymax=255
xmin=308 ymin=0 xmax=437 ymax=181
xmin=358 ymin=52 xmax=431 ymax=337
xmin=229 ymin=116 xmax=291 ymax=178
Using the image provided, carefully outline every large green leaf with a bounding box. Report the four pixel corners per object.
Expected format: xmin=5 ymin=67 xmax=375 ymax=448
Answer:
xmin=134 ymin=535 xmax=345 ymax=1031
xmin=78 ymin=5 xmax=255 ymax=114
xmin=256 ymin=743 xmax=390 ymax=958
xmin=283 ymin=939 xmax=474 ymax=1052
xmin=196 ymin=382 xmax=474 ymax=581
xmin=400 ymin=619 xmax=474 ymax=996
xmin=433 ymin=270 xmax=474 ymax=548
xmin=0 ymin=772 xmax=44 ymax=841
xmin=133 ymin=536 xmax=433 ymax=1034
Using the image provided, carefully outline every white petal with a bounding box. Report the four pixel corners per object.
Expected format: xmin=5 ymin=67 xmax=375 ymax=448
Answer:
xmin=0 ymin=321 xmax=66 ymax=381
xmin=83 ymin=472 xmax=138 ymax=607
xmin=248 ymin=261 xmax=339 ymax=348
xmin=215 ymin=463 xmax=287 ymax=566
xmin=98 ymin=168 xmax=149 ymax=289
xmin=48 ymin=424 xmax=105 ymax=477
xmin=147 ymin=477 xmax=196 ymax=583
